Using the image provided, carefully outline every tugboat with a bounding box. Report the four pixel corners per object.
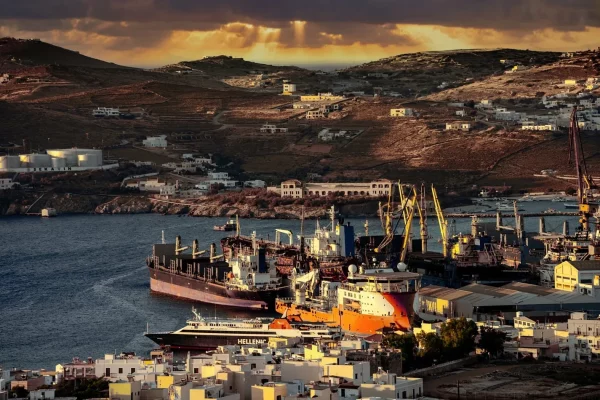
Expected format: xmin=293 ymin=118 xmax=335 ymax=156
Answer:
xmin=147 ymin=233 xmax=287 ymax=310
xmin=213 ymin=217 xmax=238 ymax=231
xmin=145 ymin=307 xmax=342 ymax=350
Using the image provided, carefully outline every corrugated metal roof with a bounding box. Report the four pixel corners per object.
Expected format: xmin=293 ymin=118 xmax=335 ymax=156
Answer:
xmin=567 ymin=260 xmax=600 ymax=271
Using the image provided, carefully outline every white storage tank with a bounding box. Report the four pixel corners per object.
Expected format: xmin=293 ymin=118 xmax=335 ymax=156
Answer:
xmin=19 ymin=154 xmax=32 ymax=166
xmin=78 ymin=154 xmax=91 ymax=167
xmin=48 ymin=149 xmax=78 ymax=167
xmin=29 ymin=154 xmax=52 ymax=168
xmin=0 ymin=156 xmax=19 ymax=170
xmin=5 ymin=155 xmax=20 ymax=169
xmin=51 ymin=157 xmax=66 ymax=168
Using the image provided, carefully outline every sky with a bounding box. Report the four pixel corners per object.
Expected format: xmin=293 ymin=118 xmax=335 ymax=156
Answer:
xmin=1 ymin=0 xmax=599 ymax=68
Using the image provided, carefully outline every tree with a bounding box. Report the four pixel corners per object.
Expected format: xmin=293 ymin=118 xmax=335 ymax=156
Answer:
xmin=10 ymin=386 xmax=29 ymax=399
xmin=383 ymin=333 xmax=417 ymax=370
xmin=416 ymin=332 xmax=444 ymax=363
xmin=478 ymin=327 xmax=508 ymax=358
xmin=565 ymin=187 xmax=577 ymax=196
xmin=440 ymin=317 xmax=478 ymax=360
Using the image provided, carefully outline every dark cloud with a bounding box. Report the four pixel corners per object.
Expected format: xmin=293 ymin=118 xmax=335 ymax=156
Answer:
xmin=1 ymin=0 xmax=599 ymax=29
xmin=0 ymin=0 xmax=598 ymax=50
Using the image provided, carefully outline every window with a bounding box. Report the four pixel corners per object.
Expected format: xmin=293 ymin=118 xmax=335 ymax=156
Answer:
xmin=119 ymin=368 xmax=123 ymax=374
xmin=131 ymin=368 xmax=135 ymax=373
xmin=354 ymin=374 xmax=358 ymax=379
xmin=402 ymin=391 xmax=407 ymax=398
xmin=105 ymin=368 xmax=110 ymax=377
xmin=194 ymin=368 xmax=199 ymax=374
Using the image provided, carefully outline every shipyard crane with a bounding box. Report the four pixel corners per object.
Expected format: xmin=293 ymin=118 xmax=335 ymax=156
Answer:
xmin=431 ymin=184 xmax=449 ymax=258
xmin=399 ymin=187 xmax=418 ymax=263
xmin=417 ymin=183 xmax=428 ymax=254
xmin=568 ymin=107 xmax=598 ymax=232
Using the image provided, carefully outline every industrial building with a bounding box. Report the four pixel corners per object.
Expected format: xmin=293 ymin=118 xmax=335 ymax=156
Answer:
xmin=554 ymin=260 xmax=600 ymax=296
xmin=0 ymin=149 xmax=110 ymax=173
xmin=269 ymin=179 xmax=392 ymax=199
xmin=417 ymin=281 xmax=600 ymax=322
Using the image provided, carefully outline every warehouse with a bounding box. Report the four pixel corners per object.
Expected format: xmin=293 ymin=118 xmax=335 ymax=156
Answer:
xmin=416 ymin=281 xmax=600 ymax=323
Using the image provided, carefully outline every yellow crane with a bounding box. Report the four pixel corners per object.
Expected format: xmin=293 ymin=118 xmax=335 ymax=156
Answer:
xmin=400 ymin=187 xmax=418 ymax=263
xmin=431 ymin=184 xmax=449 ymax=258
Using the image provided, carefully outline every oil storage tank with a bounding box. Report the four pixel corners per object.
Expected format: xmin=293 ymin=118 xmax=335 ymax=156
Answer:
xmin=77 ymin=154 xmax=91 ymax=167
xmin=0 ymin=155 xmax=20 ymax=171
xmin=51 ymin=157 xmax=66 ymax=169
xmin=29 ymin=154 xmax=52 ymax=168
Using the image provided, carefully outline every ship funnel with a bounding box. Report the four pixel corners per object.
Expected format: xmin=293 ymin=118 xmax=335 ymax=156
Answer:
xmin=563 ymin=220 xmax=570 ymax=236
xmin=539 ymin=217 xmax=545 ymax=235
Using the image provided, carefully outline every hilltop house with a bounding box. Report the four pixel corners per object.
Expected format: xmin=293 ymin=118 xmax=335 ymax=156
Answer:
xmin=260 ymin=123 xmax=288 ymax=133
xmin=143 ymin=135 xmax=167 ymax=148
xmin=390 ymin=108 xmax=413 ymax=117
xmin=445 ymin=122 xmax=472 ymax=131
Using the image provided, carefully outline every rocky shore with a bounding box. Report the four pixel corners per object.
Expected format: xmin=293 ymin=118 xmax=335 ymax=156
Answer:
xmin=1 ymin=192 xmax=383 ymax=219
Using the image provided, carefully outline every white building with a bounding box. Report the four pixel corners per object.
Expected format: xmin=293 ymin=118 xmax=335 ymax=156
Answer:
xmin=244 ymin=180 xmax=266 ymax=188
xmin=306 ymin=109 xmax=328 ymax=119
xmin=143 ymin=135 xmax=167 ymax=148
xmin=92 ymin=107 xmax=120 ymax=117
xmin=360 ymin=372 xmax=423 ymax=400
xmin=274 ymin=179 xmax=392 ymax=199
xmin=95 ymin=353 xmax=168 ymax=382
xmin=456 ymin=110 xmax=466 ymax=117
xmin=283 ymin=81 xmax=297 ymax=95
xmin=260 ymin=123 xmax=288 ymax=133
xmin=29 ymin=389 xmax=55 ymax=400
xmin=139 ymin=177 xmax=169 ymax=192
xmin=0 ymin=178 xmax=16 ymax=190
xmin=390 ymin=108 xmax=413 ymax=117
xmin=300 ymin=93 xmax=345 ymax=102
xmin=521 ymin=124 xmax=557 ymax=131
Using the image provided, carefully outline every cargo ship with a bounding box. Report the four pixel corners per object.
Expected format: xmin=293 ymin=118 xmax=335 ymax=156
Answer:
xmin=145 ymin=307 xmax=342 ymax=350
xmin=147 ymin=234 xmax=287 ymax=310
xmin=276 ymin=265 xmax=421 ymax=335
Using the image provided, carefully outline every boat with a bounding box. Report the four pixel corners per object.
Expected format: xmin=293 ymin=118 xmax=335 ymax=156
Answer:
xmin=564 ymin=203 xmax=579 ymax=209
xmin=147 ymin=234 xmax=288 ymax=310
xmin=213 ymin=218 xmax=238 ymax=231
xmin=144 ymin=307 xmax=342 ymax=350
xmin=41 ymin=208 xmax=57 ymax=217
xmin=276 ymin=266 xmax=421 ymax=335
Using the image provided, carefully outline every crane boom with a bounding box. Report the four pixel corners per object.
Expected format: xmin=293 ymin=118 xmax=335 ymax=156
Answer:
xmin=568 ymin=107 xmax=597 ymax=232
xmin=400 ymin=189 xmax=417 ymax=263
xmin=431 ymin=184 xmax=449 ymax=257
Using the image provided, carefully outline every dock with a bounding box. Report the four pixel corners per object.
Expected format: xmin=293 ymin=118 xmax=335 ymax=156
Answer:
xmin=445 ymin=211 xmax=579 ymax=218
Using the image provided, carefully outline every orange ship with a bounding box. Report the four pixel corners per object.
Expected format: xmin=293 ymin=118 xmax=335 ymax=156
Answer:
xmin=276 ymin=267 xmax=421 ymax=335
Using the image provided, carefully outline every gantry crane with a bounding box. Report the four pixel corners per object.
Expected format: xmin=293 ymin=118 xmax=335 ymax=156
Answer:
xmin=568 ymin=107 xmax=598 ymax=232
xmin=431 ymin=184 xmax=449 ymax=258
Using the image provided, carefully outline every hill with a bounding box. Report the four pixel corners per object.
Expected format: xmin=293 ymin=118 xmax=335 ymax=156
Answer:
xmin=341 ymin=48 xmax=561 ymax=96
xmin=424 ymin=50 xmax=600 ymax=102
xmin=2 ymin=39 xmax=600 ymax=192
xmin=0 ymin=37 xmax=125 ymax=70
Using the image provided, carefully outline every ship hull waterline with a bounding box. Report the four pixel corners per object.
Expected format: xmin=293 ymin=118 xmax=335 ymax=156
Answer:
xmin=149 ymin=268 xmax=286 ymax=310
xmin=276 ymin=292 xmax=416 ymax=336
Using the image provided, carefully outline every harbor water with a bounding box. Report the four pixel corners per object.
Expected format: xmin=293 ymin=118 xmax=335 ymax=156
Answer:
xmin=0 ymin=203 xmax=581 ymax=369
